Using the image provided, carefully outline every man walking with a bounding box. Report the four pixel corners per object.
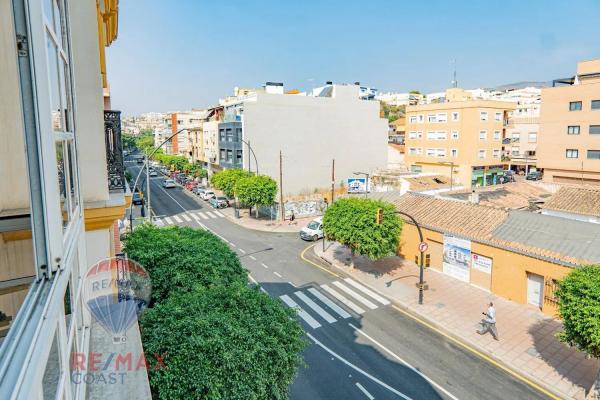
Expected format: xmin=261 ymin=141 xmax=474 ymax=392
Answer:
xmin=477 ymin=302 xmax=499 ymax=340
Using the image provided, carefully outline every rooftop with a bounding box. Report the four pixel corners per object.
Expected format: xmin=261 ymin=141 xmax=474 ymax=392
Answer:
xmin=541 ymin=185 xmax=600 ymax=217
xmin=443 ymin=181 xmax=552 ymax=210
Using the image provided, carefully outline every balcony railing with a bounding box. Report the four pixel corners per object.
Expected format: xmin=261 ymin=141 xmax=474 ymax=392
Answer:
xmin=104 ymin=110 xmax=126 ymax=192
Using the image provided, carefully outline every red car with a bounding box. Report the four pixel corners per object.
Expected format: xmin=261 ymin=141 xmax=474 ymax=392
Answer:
xmin=185 ymin=181 xmax=198 ymax=191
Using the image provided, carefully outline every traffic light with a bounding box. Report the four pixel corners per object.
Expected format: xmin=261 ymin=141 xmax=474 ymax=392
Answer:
xmin=375 ymin=208 xmax=383 ymax=224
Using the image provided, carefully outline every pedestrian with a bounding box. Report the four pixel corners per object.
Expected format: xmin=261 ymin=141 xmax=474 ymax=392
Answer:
xmin=289 ymin=210 xmax=295 ymax=225
xmin=477 ymin=302 xmax=499 ymax=340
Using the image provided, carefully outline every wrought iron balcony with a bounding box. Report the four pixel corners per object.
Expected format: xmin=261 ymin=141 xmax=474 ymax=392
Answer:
xmin=104 ymin=110 xmax=126 ymax=192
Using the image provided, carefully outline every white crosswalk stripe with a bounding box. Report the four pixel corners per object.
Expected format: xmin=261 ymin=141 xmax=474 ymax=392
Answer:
xmin=320 ymin=284 xmax=365 ymax=314
xmin=205 ymin=211 xmax=217 ymax=219
xmin=181 ymin=213 xmax=192 ymax=222
xmin=197 ymin=212 xmax=209 ymax=220
xmin=213 ymin=210 xmax=225 ymax=217
xmin=344 ymin=278 xmax=391 ymax=305
xmin=332 ymin=281 xmax=378 ymax=310
xmin=280 ymin=295 xmax=321 ymax=329
xmin=190 ymin=213 xmax=200 ymax=220
xmin=163 ymin=217 xmax=173 ymax=225
xmin=308 ymin=288 xmax=351 ymax=319
xmin=173 ymin=215 xmax=183 ymax=223
xmin=154 ymin=219 xmax=164 ymax=226
xmin=294 ymin=291 xmax=336 ymax=323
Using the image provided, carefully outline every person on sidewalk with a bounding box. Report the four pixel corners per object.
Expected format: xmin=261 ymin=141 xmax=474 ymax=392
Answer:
xmin=477 ymin=302 xmax=499 ymax=341
xmin=289 ymin=210 xmax=296 ymax=225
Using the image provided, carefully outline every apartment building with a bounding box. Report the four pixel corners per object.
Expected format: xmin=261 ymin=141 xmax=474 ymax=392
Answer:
xmin=503 ymin=116 xmax=539 ymax=174
xmin=1 ymin=1 xmax=148 ymax=399
xmin=405 ymin=88 xmax=515 ymax=188
xmin=164 ymin=110 xmax=205 ymax=157
xmin=376 ymin=92 xmax=422 ymax=106
xmin=189 ymin=126 xmax=205 ymax=164
xmin=538 ymin=59 xmax=600 ymax=185
xmin=217 ymin=82 xmax=388 ymax=195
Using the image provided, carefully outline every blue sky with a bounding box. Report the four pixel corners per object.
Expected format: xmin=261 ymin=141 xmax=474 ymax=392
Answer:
xmin=107 ymin=0 xmax=600 ymax=115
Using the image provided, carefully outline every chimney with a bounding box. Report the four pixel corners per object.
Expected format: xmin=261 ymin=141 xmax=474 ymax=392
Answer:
xmin=469 ymin=190 xmax=479 ymax=204
xmin=265 ymin=82 xmax=284 ymax=94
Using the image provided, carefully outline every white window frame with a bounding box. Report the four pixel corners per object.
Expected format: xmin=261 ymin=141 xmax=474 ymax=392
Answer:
xmin=528 ymin=132 xmax=537 ymax=143
xmin=494 ymin=112 xmax=502 ymax=121
xmin=451 ymin=111 xmax=460 ymax=121
xmin=451 ymin=130 xmax=459 ymax=140
xmin=479 ymin=130 xmax=487 ymax=140
xmin=427 ymin=114 xmax=437 ymax=123
xmin=493 ymin=130 xmax=501 ymax=140
xmin=480 ymin=111 xmax=488 ymax=121
xmin=417 ymin=114 xmax=424 ymax=123
xmin=451 ymin=148 xmax=458 ymax=158
xmin=566 ymin=149 xmax=579 ymax=158
xmin=436 ymin=113 xmax=447 ymax=123
xmin=493 ymin=149 xmax=501 ymax=158
xmin=409 ymin=115 xmax=418 ymax=124
xmin=478 ymin=149 xmax=486 ymax=159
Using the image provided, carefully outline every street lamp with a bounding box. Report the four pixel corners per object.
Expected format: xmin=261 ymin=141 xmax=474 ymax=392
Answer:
xmin=239 ymin=138 xmax=259 ymax=175
xmin=128 ymin=128 xmax=190 ymax=231
xmin=353 ymin=171 xmax=369 ymax=198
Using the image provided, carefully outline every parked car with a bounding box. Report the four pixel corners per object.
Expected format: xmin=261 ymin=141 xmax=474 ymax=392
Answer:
xmin=162 ymin=179 xmax=176 ymax=188
xmin=526 ymin=171 xmax=543 ymax=181
xmin=194 ymin=188 xmax=206 ymax=197
xmin=149 ymin=170 xmax=158 ymax=177
xmin=202 ymin=190 xmax=216 ymax=200
xmin=300 ymin=217 xmax=324 ymax=241
xmin=210 ymin=196 xmax=229 ymax=208
xmin=185 ymin=181 xmax=197 ymax=191
xmin=132 ymin=192 xmax=144 ymax=205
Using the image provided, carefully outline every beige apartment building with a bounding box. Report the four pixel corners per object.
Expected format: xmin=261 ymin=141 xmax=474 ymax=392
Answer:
xmin=504 ymin=116 xmax=539 ymax=174
xmin=189 ymin=126 xmax=205 ymax=163
xmin=538 ymin=59 xmax=600 ymax=184
xmin=404 ymin=88 xmax=515 ymax=188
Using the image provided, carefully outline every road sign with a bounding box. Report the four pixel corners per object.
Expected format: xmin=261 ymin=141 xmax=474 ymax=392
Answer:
xmin=418 ymin=242 xmax=428 ymax=253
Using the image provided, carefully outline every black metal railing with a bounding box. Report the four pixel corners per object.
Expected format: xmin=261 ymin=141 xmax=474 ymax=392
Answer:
xmin=104 ymin=110 xmax=126 ymax=192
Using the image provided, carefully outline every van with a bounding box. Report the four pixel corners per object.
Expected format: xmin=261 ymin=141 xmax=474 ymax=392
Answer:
xmin=300 ymin=217 xmax=324 ymax=241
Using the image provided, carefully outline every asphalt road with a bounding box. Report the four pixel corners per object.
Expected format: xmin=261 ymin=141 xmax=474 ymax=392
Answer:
xmin=126 ymin=160 xmax=552 ymax=400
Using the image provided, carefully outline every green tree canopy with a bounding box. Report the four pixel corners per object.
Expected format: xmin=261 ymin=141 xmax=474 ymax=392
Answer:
xmin=121 ymin=133 xmax=136 ymax=149
xmin=140 ymin=283 xmax=307 ymax=400
xmin=323 ymin=198 xmax=402 ymax=260
xmin=555 ymin=265 xmax=600 ymax=358
xmin=123 ymin=225 xmax=246 ymax=303
xmin=234 ymin=175 xmax=278 ymax=208
xmin=210 ymin=169 xmax=253 ymax=198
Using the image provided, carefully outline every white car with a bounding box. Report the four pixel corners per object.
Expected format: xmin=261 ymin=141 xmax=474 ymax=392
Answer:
xmin=202 ymin=190 xmax=215 ymax=200
xmin=149 ymin=170 xmax=158 ymax=177
xmin=162 ymin=179 xmax=176 ymax=188
xmin=300 ymin=217 xmax=324 ymax=241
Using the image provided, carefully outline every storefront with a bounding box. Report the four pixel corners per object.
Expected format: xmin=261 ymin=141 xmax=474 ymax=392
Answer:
xmin=471 ymin=165 xmax=505 ymax=187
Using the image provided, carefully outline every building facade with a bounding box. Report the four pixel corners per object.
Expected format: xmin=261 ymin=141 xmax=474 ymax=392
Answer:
xmin=405 ymin=88 xmax=515 ymax=188
xmin=218 ymin=121 xmax=243 ymax=169
xmin=503 ymin=116 xmax=539 ymax=174
xmin=537 ymin=59 xmax=600 ymax=185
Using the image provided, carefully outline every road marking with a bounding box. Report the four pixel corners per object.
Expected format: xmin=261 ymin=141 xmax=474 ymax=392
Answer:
xmin=300 ymin=243 xmax=340 ymax=278
xmin=205 ymin=211 xmax=217 ymax=219
xmin=261 ymin=263 xmax=269 ymax=269
xmin=181 ymin=213 xmax=192 ymax=222
xmin=238 ymin=248 xmax=246 ymax=254
xmin=308 ymin=288 xmax=351 ymax=319
xmin=332 ymin=281 xmax=378 ymax=310
xmin=248 ymin=255 xmax=256 ymax=261
xmin=274 ymin=271 xmax=282 ymax=278
xmin=230 ymin=242 xmax=236 ymax=247
xmin=173 ymin=215 xmax=183 ymax=223
xmin=197 ymin=212 xmax=209 ymax=220
xmin=349 ymin=323 xmax=459 ymax=400
xmin=306 ymin=332 xmax=412 ymax=400
xmin=164 ymin=217 xmax=173 ymax=225
xmin=156 ymin=184 xmax=188 ymax=212
xmin=344 ymin=278 xmax=390 ymax=305
xmin=288 ymin=281 xmax=297 ymax=288
xmin=214 ymin=210 xmax=225 ymax=217
xmin=155 ymin=219 xmax=164 ymax=226
xmin=280 ymin=295 xmax=321 ymax=329
xmin=320 ymin=284 xmax=365 ymax=314
xmin=294 ymin=291 xmax=336 ymax=324
xmin=355 ymin=382 xmax=374 ymax=400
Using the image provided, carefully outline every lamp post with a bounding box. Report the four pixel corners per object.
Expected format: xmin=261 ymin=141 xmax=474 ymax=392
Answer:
xmin=239 ymin=138 xmax=259 ymax=175
xmin=353 ymin=171 xmax=369 ymax=198
xmin=128 ymin=128 xmax=190 ymax=231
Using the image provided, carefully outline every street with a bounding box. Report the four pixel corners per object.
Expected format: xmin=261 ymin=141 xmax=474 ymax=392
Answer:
xmin=126 ymin=161 xmax=551 ymax=400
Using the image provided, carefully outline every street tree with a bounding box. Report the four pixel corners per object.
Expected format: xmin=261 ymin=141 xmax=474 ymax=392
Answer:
xmin=140 ymin=283 xmax=307 ymax=400
xmin=123 ymin=224 xmax=246 ymax=303
xmin=210 ymin=169 xmax=253 ymax=198
xmin=234 ymin=175 xmax=277 ymax=216
xmin=556 ymin=265 xmax=600 ymax=358
xmin=323 ymin=198 xmax=402 ymax=260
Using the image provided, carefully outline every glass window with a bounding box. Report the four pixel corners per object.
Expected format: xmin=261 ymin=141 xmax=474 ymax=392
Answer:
xmin=451 ymin=130 xmax=459 ymax=139
xmin=592 ymin=100 xmax=600 ymax=110
xmin=409 ymin=116 xmax=417 ymax=124
xmin=42 ymin=330 xmax=61 ymax=400
xmin=493 ymin=149 xmax=501 ymax=158
xmin=528 ymin=132 xmax=537 ymax=143
xmin=512 ymin=147 xmax=520 ymax=156
xmin=451 ymin=149 xmax=458 ymax=157
xmin=566 ymin=149 xmax=579 ymax=158
xmin=436 ymin=113 xmax=447 ymax=123
xmin=590 ymin=125 xmax=600 ymax=135
xmin=478 ymin=150 xmax=486 ymax=159
xmin=427 ymin=114 xmax=437 ymax=123
xmin=479 ymin=130 xmax=487 ymax=140
xmin=410 ymin=165 xmax=422 ymax=173
xmin=568 ymin=126 xmax=580 ymax=135
xmin=588 ymin=150 xmax=600 ymax=160
xmin=569 ymin=101 xmax=582 ymax=111
xmin=451 ymin=112 xmax=459 ymax=121
xmin=494 ymin=112 xmax=502 ymax=121
xmin=480 ymin=111 xmax=488 ymax=121
xmin=236 ymin=150 xmax=243 ymax=161
xmin=493 ymin=131 xmax=501 ymax=140
xmin=220 ymin=149 xmax=226 ymax=159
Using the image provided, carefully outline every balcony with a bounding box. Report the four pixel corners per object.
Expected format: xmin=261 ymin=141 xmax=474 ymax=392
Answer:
xmin=104 ymin=110 xmax=126 ymax=192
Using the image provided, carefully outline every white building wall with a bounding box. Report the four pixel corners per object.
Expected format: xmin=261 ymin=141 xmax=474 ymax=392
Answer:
xmin=242 ymin=86 xmax=388 ymax=195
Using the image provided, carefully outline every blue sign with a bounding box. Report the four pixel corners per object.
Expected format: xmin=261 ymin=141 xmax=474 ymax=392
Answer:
xmin=347 ymin=177 xmax=367 ymax=193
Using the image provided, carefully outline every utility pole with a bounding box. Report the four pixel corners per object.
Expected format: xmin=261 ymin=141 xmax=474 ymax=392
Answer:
xmin=331 ymin=159 xmax=335 ymax=203
xmin=279 ymin=151 xmax=284 ymax=222
xmin=145 ymin=152 xmax=152 ymax=223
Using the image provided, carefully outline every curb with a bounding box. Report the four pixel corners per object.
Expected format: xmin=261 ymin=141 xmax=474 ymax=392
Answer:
xmin=312 ymin=246 xmax=571 ymax=400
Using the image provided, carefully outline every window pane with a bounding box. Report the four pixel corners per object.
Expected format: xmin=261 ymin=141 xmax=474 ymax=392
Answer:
xmin=568 ymin=126 xmax=580 ymax=135
xmin=590 ymin=125 xmax=600 ymax=135
xmin=65 ymin=142 xmax=79 ymax=215
xmin=46 ymin=37 xmax=63 ymax=131
xmin=60 ymin=58 xmax=72 ymax=132
xmin=569 ymin=101 xmax=582 ymax=111
xmin=55 ymin=141 xmax=69 ymax=227
xmin=592 ymin=100 xmax=600 ymax=110
xmin=588 ymin=150 xmax=600 ymax=160
xmin=42 ymin=330 xmax=61 ymax=400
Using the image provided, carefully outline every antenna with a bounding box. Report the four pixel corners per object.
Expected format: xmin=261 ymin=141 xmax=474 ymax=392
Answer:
xmin=451 ymin=59 xmax=457 ymax=88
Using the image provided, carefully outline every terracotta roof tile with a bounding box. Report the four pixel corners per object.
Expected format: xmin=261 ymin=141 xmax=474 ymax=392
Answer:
xmin=542 ymin=185 xmax=600 ymax=217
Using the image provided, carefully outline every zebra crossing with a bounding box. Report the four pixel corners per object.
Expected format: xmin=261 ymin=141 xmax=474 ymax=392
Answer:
xmin=154 ymin=210 xmax=225 ymax=226
xmin=279 ymin=278 xmax=390 ymax=329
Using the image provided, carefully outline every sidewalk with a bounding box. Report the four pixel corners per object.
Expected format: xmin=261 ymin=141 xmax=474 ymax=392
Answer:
xmin=219 ymin=206 xmax=315 ymax=233
xmin=315 ymin=242 xmax=600 ymax=400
